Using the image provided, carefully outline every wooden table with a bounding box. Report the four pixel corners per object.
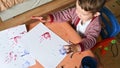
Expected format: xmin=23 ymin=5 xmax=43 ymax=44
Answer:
xmin=27 ymin=22 xmax=95 ymax=68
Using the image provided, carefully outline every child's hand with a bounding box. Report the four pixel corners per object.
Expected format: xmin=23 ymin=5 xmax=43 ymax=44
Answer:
xmin=64 ymin=43 xmax=81 ymax=58
xmin=63 ymin=43 xmax=81 ymax=54
xmin=31 ymin=16 xmax=47 ymax=23
xmin=31 ymin=16 xmax=51 ymax=23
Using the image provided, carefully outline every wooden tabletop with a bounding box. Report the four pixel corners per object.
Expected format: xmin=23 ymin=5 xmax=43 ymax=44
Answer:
xmin=27 ymin=22 xmax=95 ymax=68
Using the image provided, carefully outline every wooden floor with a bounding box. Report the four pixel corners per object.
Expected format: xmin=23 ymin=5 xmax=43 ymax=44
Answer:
xmin=93 ymin=33 xmax=120 ymax=68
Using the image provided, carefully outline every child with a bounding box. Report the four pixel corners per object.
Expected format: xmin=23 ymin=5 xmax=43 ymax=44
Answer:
xmin=31 ymin=0 xmax=106 ymax=53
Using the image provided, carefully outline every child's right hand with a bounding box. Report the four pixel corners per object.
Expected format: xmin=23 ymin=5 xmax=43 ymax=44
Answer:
xmin=31 ymin=16 xmax=47 ymax=23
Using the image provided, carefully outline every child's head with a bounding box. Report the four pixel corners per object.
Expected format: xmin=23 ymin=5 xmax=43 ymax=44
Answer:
xmin=76 ymin=0 xmax=106 ymax=22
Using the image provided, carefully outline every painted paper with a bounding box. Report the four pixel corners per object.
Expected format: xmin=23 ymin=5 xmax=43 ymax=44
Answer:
xmin=0 ymin=25 xmax=35 ymax=68
xmin=20 ymin=23 xmax=69 ymax=68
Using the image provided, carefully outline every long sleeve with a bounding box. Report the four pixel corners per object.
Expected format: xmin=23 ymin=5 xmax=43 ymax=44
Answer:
xmin=49 ymin=7 xmax=76 ymax=23
xmin=78 ymin=17 xmax=101 ymax=51
xmin=49 ymin=7 xmax=101 ymax=52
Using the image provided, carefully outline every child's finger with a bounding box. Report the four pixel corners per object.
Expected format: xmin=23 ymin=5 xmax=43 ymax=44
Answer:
xmin=70 ymin=52 xmax=75 ymax=58
xmin=63 ymin=45 xmax=73 ymax=54
xmin=64 ymin=45 xmax=70 ymax=49
xmin=68 ymin=40 xmax=74 ymax=44
xmin=31 ymin=16 xmax=46 ymax=23
xmin=31 ymin=16 xmax=43 ymax=20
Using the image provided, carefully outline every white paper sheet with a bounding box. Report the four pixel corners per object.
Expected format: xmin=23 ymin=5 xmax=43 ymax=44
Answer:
xmin=0 ymin=25 xmax=35 ymax=68
xmin=20 ymin=23 xmax=69 ymax=68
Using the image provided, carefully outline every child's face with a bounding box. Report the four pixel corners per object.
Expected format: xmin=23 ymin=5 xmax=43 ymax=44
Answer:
xmin=76 ymin=0 xmax=94 ymax=22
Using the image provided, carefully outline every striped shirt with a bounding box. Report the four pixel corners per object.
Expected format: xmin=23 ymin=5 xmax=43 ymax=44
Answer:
xmin=49 ymin=7 xmax=101 ymax=51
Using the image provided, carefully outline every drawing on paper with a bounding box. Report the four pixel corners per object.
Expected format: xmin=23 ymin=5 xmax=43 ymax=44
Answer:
xmin=20 ymin=23 xmax=69 ymax=68
xmin=0 ymin=25 xmax=35 ymax=68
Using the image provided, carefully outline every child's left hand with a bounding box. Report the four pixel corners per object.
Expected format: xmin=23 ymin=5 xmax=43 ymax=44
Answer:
xmin=63 ymin=43 xmax=81 ymax=54
xmin=63 ymin=43 xmax=81 ymax=58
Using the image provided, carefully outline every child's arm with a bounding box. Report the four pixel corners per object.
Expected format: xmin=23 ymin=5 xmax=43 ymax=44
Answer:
xmin=31 ymin=7 xmax=76 ymax=23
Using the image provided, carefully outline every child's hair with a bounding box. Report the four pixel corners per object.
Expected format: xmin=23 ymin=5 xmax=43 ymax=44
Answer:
xmin=78 ymin=0 xmax=106 ymax=14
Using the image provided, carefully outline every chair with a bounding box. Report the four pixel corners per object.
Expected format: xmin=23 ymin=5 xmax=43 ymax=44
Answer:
xmin=100 ymin=7 xmax=120 ymax=39
xmin=92 ymin=7 xmax=120 ymax=56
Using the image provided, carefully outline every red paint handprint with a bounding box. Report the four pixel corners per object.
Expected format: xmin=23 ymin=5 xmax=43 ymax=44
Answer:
xmin=39 ymin=32 xmax=51 ymax=43
xmin=41 ymin=32 xmax=51 ymax=40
